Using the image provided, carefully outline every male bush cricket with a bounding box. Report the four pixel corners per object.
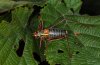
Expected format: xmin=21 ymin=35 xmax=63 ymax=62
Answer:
xmin=33 ymin=16 xmax=69 ymax=47
xmin=33 ymin=16 xmax=81 ymax=60
xmin=33 ymin=16 xmax=80 ymax=47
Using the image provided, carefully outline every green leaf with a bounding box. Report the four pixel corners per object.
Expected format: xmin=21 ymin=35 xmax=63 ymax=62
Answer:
xmin=41 ymin=0 xmax=82 ymax=28
xmin=24 ymin=0 xmax=47 ymax=6
xmin=0 ymin=0 xmax=47 ymax=23
xmin=66 ymin=15 xmax=100 ymax=65
xmin=63 ymin=0 xmax=82 ymax=13
xmin=41 ymin=0 xmax=100 ymax=65
xmin=0 ymin=0 xmax=47 ymax=14
xmin=45 ymin=39 xmax=71 ymax=65
xmin=0 ymin=7 xmax=38 ymax=65
xmin=0 ymin=1 xmax=33 ymax=13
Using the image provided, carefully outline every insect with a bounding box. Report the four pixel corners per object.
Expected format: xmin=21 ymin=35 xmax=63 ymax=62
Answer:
xmin=33 ymin=16 xmax=69 ymax=47
xmin=34 ymin=28 xmax=68 ymax=40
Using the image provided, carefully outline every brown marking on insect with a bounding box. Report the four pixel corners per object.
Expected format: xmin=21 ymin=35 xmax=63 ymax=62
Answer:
xmin=43 ymin=29 xmax=49 ymax=34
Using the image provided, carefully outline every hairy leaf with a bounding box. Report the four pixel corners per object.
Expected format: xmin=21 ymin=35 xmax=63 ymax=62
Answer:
xmin=0 ymin=7 xmax=38 ymax=65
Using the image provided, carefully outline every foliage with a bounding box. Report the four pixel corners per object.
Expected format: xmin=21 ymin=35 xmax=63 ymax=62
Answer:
xmin=0 ymin=0 xmax=100 ymax=65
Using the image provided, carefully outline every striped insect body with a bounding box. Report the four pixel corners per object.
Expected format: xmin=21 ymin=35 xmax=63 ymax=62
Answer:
xmin=48 ymin=28 xmax=68 ymax=39
xmin=34 ymin=28 xmax=68 ymax=40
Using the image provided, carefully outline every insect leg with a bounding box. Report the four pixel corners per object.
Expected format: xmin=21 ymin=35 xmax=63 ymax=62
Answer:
xmin=39 ymin=36 xmax=44 ymax=48
xmin=66 ymin=36 xmax=72 ymax=60
xmin=38 ymin=16 xmax=44 ymax=30
xmin=47 ymin=36 xmax=66 ymax=42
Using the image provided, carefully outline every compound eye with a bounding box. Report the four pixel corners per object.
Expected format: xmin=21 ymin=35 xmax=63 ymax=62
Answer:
xmin=34 ymin=32 xmax=38 ymax=37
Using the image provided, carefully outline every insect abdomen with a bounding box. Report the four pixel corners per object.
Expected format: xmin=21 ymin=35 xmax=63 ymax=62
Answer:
xmin=49 ymin=28 xmax=68 ymax=39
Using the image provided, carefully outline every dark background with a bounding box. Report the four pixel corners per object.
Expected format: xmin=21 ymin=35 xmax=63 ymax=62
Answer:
xmin=80 ymin=0 xmax=100 ymax=15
